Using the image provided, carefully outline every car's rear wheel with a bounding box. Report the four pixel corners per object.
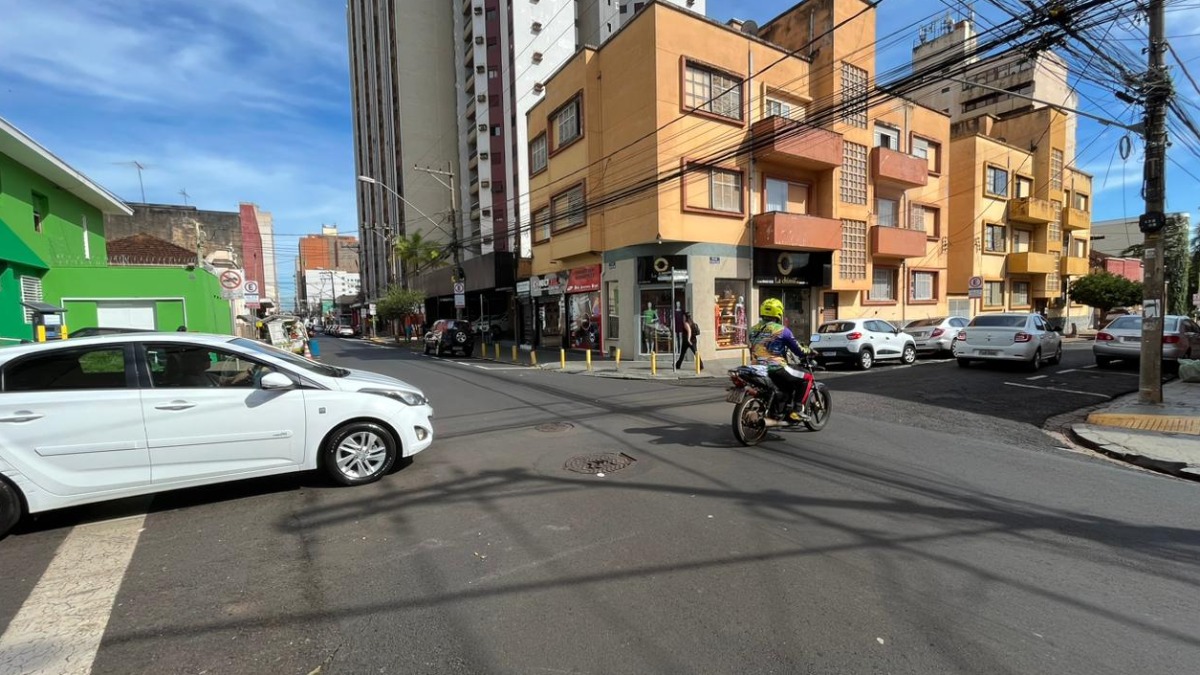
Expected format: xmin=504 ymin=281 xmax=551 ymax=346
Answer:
xmin=732 ymin=398 xmax=769 ymax=446
xmin=323 ymin=421 xmax=398 ymax=486
xmin=857 ymin=349 xmax=875 ymax=370
xmin=901 ymin=344 xmax=917 ymax=365
xmin=1027 ymin=349 xmax=1042 ymax=372
xmin=0 ymin=479 xmax=22 ymax=540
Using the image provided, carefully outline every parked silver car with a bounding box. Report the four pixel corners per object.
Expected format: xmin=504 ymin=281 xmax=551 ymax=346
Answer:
xmin=955 ymin=313 xmax=1063 ymax=371
xmin=1094 ymin=315 xmax=1200 ymax=367
xmin=813 ymin=318 xmax=917 ymax=370
xmin=903 ymin=316 xmax=969 ymax=356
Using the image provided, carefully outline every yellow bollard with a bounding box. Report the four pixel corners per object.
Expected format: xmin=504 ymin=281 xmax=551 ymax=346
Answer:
xmin=696 ymin=355 xmax=702 ymax=374
xmin=586 ymin=349 xmax=593 ymax=371
xmin=615 ymin=348 xmax=621 ymax=368
xmin=531 ymin=350 xmax=538 ymax=367
xmin=651 ymin=351 xmax=657 ymax=376
xmin=494 ymin=343 xmax=500 ymax=361
xmin=742 ymin=348 xmax=749 ymax=366
xmin=561 ymin=348 xmax=567 ymax=369
xmin=512 ymin=345 xmax=518 ymax=362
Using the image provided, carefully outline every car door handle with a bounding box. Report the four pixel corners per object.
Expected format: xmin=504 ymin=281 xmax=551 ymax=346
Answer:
xmin=155 ymin=401 xmax=197 ymax=411
xmin=0 ymin=410 xmax=43 ymax=423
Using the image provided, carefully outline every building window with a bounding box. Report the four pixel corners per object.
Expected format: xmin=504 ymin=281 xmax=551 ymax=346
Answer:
xmin=765 ymin=96 xmax=804 ymax=121
xmin=1049 ymin=217 xmax=1062 ymax=246
xmin=82 ymin=214 xmax=90 ymax=260
xmin=530 ymin=134 xmax=547 ymax=174
xmin=985 ymin=223 xmax=1007 ymax=252
xmin=984 ymin=280 xmax=1004 ymax=307
xmin=911 ymin=136 xmax=941 ymax=173
xmin=840 ymin=141 xmax=867 ymax=204
xmin=534 ymin=206 xmax=551 ymax=242
xmin=606 ymin=281 xmax=619 ymax=339
xmin=1015 ymin=175 xmax=1033 ymax=198
xmin=1051 ymin=148 xmax=1064 ymax=191
xmin=1070 ymin=238 xmax=1087 ymax=258
xmin=910 ymin=203 xmax=939 ymax=237
xmin=841 ymin=62 xmax=868 ymax=128
xmin=20 ymin=276 xmax=43 ymax=323
xmin=874 ymin=123 xmax=900 ymax=150
xmin=875 ymin=198 xmax=899 ymax=228
xmin=1012 ymin=229 xmax=1031 ymax=253
xmin=765 ymin=178 xmax=807 ymax=214
xmin=684 ymin=61 xmax=743 ymax=121
xmin=710 ymin=168 xmax=742 ymax=213
xmin=1047 ymin=257 xmax=1062 ymax=293
xmin=31 ymin=191 xmax=48 ymax=233
xmin=911 ymin=271 xmax=936 ymax=302
xmin=491 ymin=125 xmax=502 ymax=137
xmin=986 ymin=166 xmax=1009 ymax=197
xmin=869 ymin=268 xmax=896 ymax=302
xmin=840 ymin=219 xmax=867 ymax=281
xmin=1073 ymin=192 xmax=1089 ymax=212
xmin=551 ymin=95 xmax=582 ymax=150
xmin=1011 ymin=281 xmax=1031 ymax=307
xmin=488 ymin=67 xmax=499 ymax=79
xmin=551 ymin=184 xmax=585 ymax=232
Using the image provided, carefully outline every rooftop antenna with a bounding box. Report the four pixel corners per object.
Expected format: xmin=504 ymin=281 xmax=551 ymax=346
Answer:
xmin=113 ymin=160 xmax=150 ymax=202
xmin=179 ymin=188 xmax=191 ymax=206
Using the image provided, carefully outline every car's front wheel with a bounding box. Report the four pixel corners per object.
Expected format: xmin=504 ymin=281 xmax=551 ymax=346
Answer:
xmin=0 ymin=479 xmax=21 ymax=540
xmin=901 ymin=344 xmax=917 ymax=365
xmin=323 ymin=422 xmax=398 ymax=486
xmin=1027 ymin=349 xmax=1042 ymax=372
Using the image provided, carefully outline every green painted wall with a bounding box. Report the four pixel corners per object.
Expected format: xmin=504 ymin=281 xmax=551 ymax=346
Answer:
xmin=44 ymin=266 xmax=233 ymax=334
xmin=0 ymin=150 xmax=107 ymax=268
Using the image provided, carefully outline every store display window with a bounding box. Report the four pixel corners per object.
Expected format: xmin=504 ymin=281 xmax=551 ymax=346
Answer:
xmin=714 ymin=280 xmax=748 ymax=348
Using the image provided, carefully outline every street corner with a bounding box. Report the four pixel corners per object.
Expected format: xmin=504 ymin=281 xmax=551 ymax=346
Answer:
xmin=1069 ymin=423 xmax=1200 ymax=480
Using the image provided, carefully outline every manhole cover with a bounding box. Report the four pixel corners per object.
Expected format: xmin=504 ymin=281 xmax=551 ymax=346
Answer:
xmin=564 ymin=452 xmax=635 ymax=474
xmin=535 ymin=422 xmax=574 ymax=433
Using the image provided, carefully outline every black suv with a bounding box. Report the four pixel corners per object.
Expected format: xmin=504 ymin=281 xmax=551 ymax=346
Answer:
xmin=423 ymin=319 xmax=475 ymax=357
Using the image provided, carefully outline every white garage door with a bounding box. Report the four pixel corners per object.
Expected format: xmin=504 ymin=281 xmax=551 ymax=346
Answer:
xmin=96 ymin=301 xmax=158 ymax=330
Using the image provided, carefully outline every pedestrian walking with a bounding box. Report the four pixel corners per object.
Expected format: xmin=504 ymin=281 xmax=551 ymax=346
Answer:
xmin=675 ymin=311 xmax=700 ymax=370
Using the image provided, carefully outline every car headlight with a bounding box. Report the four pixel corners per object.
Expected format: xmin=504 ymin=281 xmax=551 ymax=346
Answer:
xmin=362 ymin=388 xmax=429 ymax=406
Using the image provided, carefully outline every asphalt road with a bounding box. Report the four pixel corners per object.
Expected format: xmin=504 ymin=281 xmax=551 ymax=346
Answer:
xmin=2 ymin=337 xmax=1197 ymax=674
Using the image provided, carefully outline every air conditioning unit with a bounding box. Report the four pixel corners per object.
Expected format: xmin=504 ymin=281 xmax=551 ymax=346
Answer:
xmin=477 ymin=94 xmax=487 ymax=102
xmin=482 ymin=208 xmax=492 ymax=217
xmin=476 ymin=65 xmax=485 ymax=73
xmin=477 ymin=124 xmax=488 ymax=132
xmin=532 ymin=52 xmax=543 ymax=64
xmin=474 ymin=6 xmax=482 ymax=14
xmin=532 ymin=21 xmax=543 ymax=32
xmin=533 ymin=82 xmax=545 ymax=93
xmin=475 ymin=36 xmax=484 ymax=45
xmin=481 ymin=181 xmax=490 ymax=189
xmin=480 ymin=152 xmax=490 ymax=160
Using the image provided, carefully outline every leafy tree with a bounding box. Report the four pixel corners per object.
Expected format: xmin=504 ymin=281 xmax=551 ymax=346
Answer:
xmin=1121 ymin=214 xmax=1192 ymax=315
xmin=1067 ymin=271 xmax=1143 ymax=316
xmin=393 ymin=233 xmax=446 ymax=288
xmin=376 ymin=286 xmax=425 ymax=323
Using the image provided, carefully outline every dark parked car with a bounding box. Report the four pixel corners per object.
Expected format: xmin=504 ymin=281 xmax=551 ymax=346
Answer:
xmin=423 ymin=319 xmax=475 ymax=357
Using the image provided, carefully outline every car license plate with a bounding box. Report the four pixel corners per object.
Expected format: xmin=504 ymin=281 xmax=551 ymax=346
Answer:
xmin=1122 ymin=336 xmax=1139 ymax=343
xmin=977 ymin=349 xmax=999 ymax=356
xmin=916 ymin=341 xmax=928 ymax=347
xmin=725 ymin=388 xmax=747 ymax=404
xmin=821 ymin=350 xmax=836 ymax=356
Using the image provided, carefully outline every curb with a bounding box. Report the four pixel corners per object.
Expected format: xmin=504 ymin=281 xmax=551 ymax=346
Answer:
xmin=1068 ymin=424 xmax=1198 ymax=480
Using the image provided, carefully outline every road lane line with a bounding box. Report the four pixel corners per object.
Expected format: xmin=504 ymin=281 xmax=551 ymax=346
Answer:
xmin=0 ymin=514 xmax=145 ymax=674
xmin=1082 ymin=365 xmax=1098 ymax=369
xmin=1057 ymin=369 xmax=1077 ymax=374
xmin=1027 ymin=375 xmax=1049 ymax=380
xmin=1004 ymin=382 xmax=1111 ymax=399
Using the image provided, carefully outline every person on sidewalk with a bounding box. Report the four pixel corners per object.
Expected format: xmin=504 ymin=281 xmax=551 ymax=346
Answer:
xmin=749 ymin=298 xmax=813 ymax=422
xmin=676 ymin=311 xmax=700 ymax=370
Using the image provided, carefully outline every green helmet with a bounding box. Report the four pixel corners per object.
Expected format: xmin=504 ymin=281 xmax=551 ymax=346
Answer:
xmin=760 ymin=297 xmax=784 ymax=320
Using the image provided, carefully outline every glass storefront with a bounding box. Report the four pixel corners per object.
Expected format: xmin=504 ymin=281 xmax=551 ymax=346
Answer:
xmin=638 ymin=287 xmax=686 ymax=355
xmin=567 ymin=292 xmax=601 ymax=350
xmin=713 ymin=279 xmax=748 ymax=349
xmin=760 ymin=286 xmax=812 ymax=338
xmin=539 ymin=299 xmax=562 ymax=347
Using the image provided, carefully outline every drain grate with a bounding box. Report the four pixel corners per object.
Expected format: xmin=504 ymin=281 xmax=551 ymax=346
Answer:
xmin=535 ymin=422 xmax=575 ymax=433
xmin=564 ymin=452 xmax=635 ymax=474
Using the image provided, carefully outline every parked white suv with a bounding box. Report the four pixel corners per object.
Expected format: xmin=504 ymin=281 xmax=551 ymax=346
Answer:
xmin=812 ymin=318 xmax=917 ymax=370
xmin=0 ymin=333 xmax=434 ymax=539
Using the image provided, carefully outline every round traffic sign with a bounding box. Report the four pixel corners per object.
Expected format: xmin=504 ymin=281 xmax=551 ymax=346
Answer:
xmin=453 ymin=282 xmax=465 ymax=294
xmin=219 ymin=269 xmax=242 ymax=290
xmin=968 ymin=276 xmax=984 ymax=290
xmin=244 ymin=280 xmax=260 ymax=294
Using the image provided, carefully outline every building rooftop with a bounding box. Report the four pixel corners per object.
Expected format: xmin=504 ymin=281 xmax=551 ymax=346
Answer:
xmin=107 ymin=233 xmax=197 ymax=266
xmin=0 ymin=116 xmax=132 ymax=216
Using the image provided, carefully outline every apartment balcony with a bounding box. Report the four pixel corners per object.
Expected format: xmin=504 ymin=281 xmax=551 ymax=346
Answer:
xmin=870 ymin=147 xmax=928 ymax=189
xmin=1008 ymin=197 xmax=1056 ymax=224
xmin=1061 ymin=255 xmax=1089 ymax=277
xmin=869 ymin=225 xmax=927 ymax=258
xmin=752 ymin=118 xmax=843 ymax=171
xmin=1062 ymin=206 xmax=1090 ymax=231
xmin=753 ymin=212 xmax=842 ymax=251
xmin=1007 ymin=251 xmax=1057 ymax=275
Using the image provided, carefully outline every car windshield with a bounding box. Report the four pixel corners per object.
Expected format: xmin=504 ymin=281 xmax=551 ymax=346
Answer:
xmin=818 ymin=322 xmax=856 ymax=334
xmin=231 ymin=338 xmax=349 ymax=377
xmin=905 ymin=317 xmax=945 ymax=328
xmin=969 ymin=316 xmax=1027 ymax=328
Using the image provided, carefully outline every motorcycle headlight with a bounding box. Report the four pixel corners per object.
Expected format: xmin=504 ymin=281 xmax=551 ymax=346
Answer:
xmin=362 ymin=388 xmax=429 ymax=406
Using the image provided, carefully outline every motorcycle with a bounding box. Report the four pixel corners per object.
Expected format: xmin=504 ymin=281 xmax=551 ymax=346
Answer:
xmin=725 ymin=337 xmax=832 ymax=446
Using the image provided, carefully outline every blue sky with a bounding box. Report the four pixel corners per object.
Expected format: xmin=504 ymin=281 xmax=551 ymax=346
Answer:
xmin=1 ymin=0 xmax=1197 ymax=308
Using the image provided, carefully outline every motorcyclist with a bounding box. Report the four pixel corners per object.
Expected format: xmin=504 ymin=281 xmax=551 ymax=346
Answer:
xmin=749 ymin=298 xmax=814 ymax=422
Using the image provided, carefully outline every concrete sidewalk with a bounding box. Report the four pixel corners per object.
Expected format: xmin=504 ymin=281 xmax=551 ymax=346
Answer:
xmin=1070 ymin=379 xmax=1200 ymax=480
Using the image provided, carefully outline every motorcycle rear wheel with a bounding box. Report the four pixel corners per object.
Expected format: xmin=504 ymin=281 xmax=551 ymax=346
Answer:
xmin=732 ymin=398 xmax=769 ymax=446
xmin=804 ymin=386 xmax=832 ymax=431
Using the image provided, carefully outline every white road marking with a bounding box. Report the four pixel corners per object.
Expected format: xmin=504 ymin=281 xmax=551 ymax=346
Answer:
xmin=1004 ymin=382 xmax=1111 ymax=399
xmin=1056 ymin=369 xmax=1077 ymax=374
xmin=0 ymin=514 xmax=145 ymax=674
xmin=1027 ymin=375 xmax=1049 ymax=380
xmin=1082 ymin=365 xmax=1098 ymax=369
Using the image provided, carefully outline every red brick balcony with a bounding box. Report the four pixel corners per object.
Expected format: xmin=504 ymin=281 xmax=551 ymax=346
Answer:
xmin=870 ymin=146 xmax=928 ymax=188
xmin=752 ymin=118 xmax=843 ymax=171
xmin=753 ymin=212 xmax=842 ymax=251
xmin=869 ymin=226 xmax=927 ymax=258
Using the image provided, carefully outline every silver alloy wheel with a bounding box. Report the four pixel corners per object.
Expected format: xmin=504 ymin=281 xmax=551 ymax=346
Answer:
xmin=334 ymin=430 xmax=389 ymax=479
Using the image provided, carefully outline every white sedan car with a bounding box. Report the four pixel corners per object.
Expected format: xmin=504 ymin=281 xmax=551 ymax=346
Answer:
xmin=0 ymin=333 xmax=434 ymax=538
xmin=955 ymin=313 xmax=1063 ymax=370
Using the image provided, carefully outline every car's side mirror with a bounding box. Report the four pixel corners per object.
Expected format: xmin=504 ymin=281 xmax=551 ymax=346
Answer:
xmin=260 ymin=372 xmax=295 ymax=390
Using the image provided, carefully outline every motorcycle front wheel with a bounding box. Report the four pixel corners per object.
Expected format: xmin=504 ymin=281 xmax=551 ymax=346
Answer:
xmin=804 ymin=386 xmax=832 ymax=431
xmin=732 ymin=397 xmax=769 ymax=446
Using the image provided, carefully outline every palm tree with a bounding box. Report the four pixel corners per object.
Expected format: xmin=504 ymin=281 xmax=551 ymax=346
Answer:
xmin=393 ymin=232 xmax=446 ymax=288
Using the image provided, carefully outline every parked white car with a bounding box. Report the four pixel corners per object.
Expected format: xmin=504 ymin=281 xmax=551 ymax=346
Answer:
xmin=812 ymin=318 xmax=917 ymax=370
xmin=903 ymin=316 xmax=969 ymax=356
xmin=0 ymin=333 xmax=434 ymax=539
xmin=955 ymin=313 xmax=1063 ymax=370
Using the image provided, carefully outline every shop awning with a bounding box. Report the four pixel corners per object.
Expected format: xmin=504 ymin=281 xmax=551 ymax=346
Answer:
xmin=0 ymin=217 xmax=49 ymax=270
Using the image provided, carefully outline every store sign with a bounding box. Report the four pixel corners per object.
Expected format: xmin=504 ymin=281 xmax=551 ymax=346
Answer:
xmin=535 ymin=272 xmax=567 ymax=296
xmin=566 ymin=264 xmax=602 ymax=293
xmin=516 ymin=280 xmax=531 ymax=297
xmin=752 ymin=250 xmax=831 ymax=287
xmin=637 ymin=255 xmax=689 ymax=284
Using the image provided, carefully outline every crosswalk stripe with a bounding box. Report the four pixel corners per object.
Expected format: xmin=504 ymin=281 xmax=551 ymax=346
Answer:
xmin=0 ymin=514 xmax=145 ymax=674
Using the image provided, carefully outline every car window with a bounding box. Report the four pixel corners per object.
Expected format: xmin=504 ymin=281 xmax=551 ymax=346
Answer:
xmin=1108 ymin=316 xmax=1141 ymax=330
xmin=3 ymin=347 xmax=128 ymax=392
xmin=969 ymin=315 xmax=1027 ymax=328
xmin=146 ymin=343 xmax=277 ymax=389
xmin=952 ymin=318 xmax=969 ymax=328
xmin=1031 ymin=316 xmax=1046 ymax=331
xmin=865 ymin=320 xmax=894 ymax=333
xmin=817 ymin=322 xmax=855 ymax=334
xmin=230 ymin=338 xmax=348 ymax=378
xmin=1165 ymin=318 xmax=1181 ymax=333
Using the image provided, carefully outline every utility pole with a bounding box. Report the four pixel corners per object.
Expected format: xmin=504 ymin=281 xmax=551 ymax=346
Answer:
xmin=414 ymin=163 xmax=463 ymax=320
xmin=1138 ymin=0 xmax=1170 ymax=404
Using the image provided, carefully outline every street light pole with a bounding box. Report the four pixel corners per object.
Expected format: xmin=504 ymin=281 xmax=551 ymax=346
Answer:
xmin=413 ymin=164 xmax=463 ymax=320
xmin=1138 ymin=0 xmax=1170 ymax=405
